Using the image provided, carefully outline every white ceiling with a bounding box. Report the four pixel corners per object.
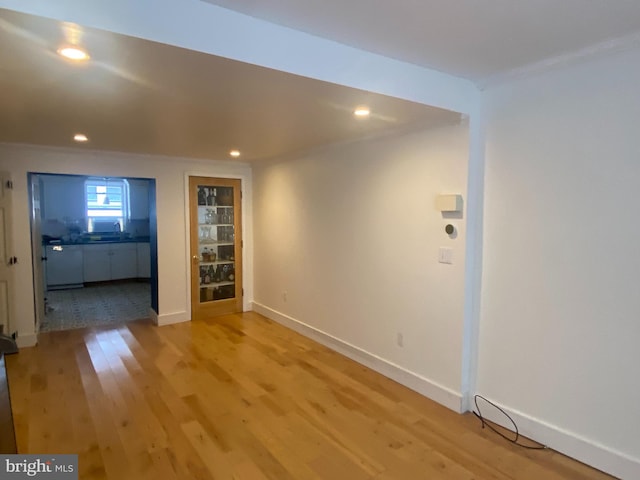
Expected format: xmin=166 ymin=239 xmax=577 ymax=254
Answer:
xmin=3 ymin=2 xmax=640 ymax=162
xmin=0 ymin=8 xmax=460 ymax=162
xmin=202 ymin=0 xmax=640 ymax=81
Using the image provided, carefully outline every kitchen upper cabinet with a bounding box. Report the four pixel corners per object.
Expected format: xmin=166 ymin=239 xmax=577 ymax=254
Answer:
xmin=40 ymin=175 xmax=86 ymax=221
xmin=129 ymin=179 xmax=149 ymax=220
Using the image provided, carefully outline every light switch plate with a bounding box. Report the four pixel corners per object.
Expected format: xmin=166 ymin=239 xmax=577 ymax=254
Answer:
xmin=436 ymin=194 xmax=463 ymax=212
xmin=438 ymin=247 xmax=453 ymax=264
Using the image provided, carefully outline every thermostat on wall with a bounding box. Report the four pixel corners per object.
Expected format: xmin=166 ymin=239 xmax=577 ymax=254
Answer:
xmin=435 ymin=194 xmax=463 ymax=213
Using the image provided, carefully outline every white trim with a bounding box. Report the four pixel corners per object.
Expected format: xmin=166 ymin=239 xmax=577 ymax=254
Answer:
xmin=480 ymin=31 xmax=640 ymax=90
xmin=251 ymin=302 xmax=464 ymax=413
xmin=0 ymin=141 xmax=251 ymax=170
xmin=460 ymin=104 xmax=486 ymax=412
xmin=474 ymin=395 xmax=640 ymax=479
xmin=154 ymin=310 xmax=190 ymax=327
xmin=16 ymin=333 xmax=37 ymax=348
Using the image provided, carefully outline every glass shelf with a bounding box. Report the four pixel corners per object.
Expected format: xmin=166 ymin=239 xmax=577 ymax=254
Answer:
xmin=199 ymin=241 xmax=234 ymax=247
xmin=199 ymin=281 xmax=235 ymax=289
xmin=194 ymin=183 xmax=238 ymax=306
xmin=199 ymin=260 xmax=234 ymax=266
xmin=191 ymin=176 xmax=242 ymax=317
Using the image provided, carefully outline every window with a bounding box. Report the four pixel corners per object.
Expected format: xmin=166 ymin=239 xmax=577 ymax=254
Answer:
xmin=85 ymin=178 xmax=129 ymax=232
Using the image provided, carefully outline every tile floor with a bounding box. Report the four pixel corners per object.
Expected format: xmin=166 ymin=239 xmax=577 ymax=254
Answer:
xmin=41 ymin=281 xmax=151 ymax=332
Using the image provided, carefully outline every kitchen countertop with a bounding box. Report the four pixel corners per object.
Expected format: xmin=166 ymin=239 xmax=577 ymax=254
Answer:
xmin=44 ymin=236 xmax=151 ymax=246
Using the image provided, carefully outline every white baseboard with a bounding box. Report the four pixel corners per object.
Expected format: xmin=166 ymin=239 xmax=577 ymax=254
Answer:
xmin=154 ymin=310 xmax=190 ymax=327
xmin=251 ymin=302 xmax=464 ymax=413
xmin=473 ymin=395 xmax=639 ymax=480
xmin=16 ymin=333 xmax=37 ymax=348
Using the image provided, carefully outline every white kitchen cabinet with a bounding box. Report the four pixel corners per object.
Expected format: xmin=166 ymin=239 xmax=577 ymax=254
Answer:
xmin=40 ymin=175 xmax=86 ymax=222
xmin=136 ymin=243 xmax=150 ymax=278
xmin=110 ymin=243 xmax=138 ymax=280
xmin=129 ymin=179 xmax=150 ymax=220
xmin=83 ymin=244 xmax=111 ymax=282
xmin=83 ymin=243 xmax=138 ymax=282
xmin=46 ymin=245 xmax=84 ymax=288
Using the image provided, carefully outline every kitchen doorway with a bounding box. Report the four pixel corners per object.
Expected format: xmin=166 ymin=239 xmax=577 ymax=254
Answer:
xmin=41 ymin=281 xmax=150 ymax=332
xmin=28 ymin=173 xmax=158 ymax=333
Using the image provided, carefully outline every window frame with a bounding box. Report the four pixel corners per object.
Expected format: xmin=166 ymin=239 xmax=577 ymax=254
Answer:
xmin=85 ymin=178 xmax=130 ymax=232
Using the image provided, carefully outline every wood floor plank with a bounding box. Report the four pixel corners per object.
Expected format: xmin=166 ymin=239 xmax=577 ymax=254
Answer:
xmin=5 ymin=313 xmax=616 ymax=480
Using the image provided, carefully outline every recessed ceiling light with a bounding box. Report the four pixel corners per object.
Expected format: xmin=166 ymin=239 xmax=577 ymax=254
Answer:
xmin=354 ymin=106 xmax=370 ymax=117
xmin=57 ymin=45 xmax=90 ymax=61
xmin=229 ymin=150 xmax=241 ymax=158
xmin=73 ymin=133 xmax=88 ymax=142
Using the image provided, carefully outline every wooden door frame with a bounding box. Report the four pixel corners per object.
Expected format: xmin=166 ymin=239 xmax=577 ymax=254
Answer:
xmin=188 ymin=176 xmax=243 ymax=320
xmin=28 ymin=173 xmax=45 ymax=334
xmin=0 ymin=173 xmax=15 ymax=337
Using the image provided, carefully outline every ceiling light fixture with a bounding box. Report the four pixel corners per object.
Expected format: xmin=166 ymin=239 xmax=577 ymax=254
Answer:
xmin=229 ymin=150 xmax=241 ymax=158
xmin=57 ymin=45 xmax=90 ymax=61
xmin=73 ymin=133 xmax=88 ymax=142
xmin=353 ymin=106 xmax=370 ymax=117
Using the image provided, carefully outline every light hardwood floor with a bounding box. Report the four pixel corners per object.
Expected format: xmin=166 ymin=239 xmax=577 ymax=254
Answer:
xmin=6 ymin=312 xmax=614 ymax=480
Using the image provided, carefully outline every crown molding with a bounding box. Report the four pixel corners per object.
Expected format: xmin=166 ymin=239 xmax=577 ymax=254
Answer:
xmin=478 ymin=30 xmax=640 ymax=90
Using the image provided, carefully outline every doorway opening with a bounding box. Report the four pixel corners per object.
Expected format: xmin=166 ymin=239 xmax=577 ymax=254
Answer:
xmin=28 ymin=172 xmax=158 ymax=333
xmin=42 ymin=281 xmax=150 ymax=331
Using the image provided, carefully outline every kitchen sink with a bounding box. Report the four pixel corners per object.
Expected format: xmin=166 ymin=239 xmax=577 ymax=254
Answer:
xmin=82 ymin=233 xmax=132 ymax=242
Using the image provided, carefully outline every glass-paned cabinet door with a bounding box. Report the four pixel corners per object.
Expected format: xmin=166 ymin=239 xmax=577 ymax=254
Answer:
xmin=189 ymin=176 xmax=242 ymax=319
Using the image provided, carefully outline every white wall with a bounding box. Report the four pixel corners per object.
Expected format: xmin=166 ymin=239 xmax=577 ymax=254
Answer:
xmin=479 ymin=48 xmax=640 ymax=479
xmin=0 ymin=143 xmax=252 ymax=344
xmin=252 ymin=123 xmax=469 ymax=410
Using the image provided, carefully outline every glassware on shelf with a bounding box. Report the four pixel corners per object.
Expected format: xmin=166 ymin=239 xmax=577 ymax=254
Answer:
xmin=206 ymin=188 xmax=217 ymax=206
xmin=202 ymin=266 xmax=211 ymax=284
xmin=199 ymin=226 xmax=211 ymax=241
xmin=193 ymin=178 xmax=241 ymax=311
xmin=198 ymin=187 xmax=207 ymax=205
xmin=202 ymin=248 xmax=216 ymax=262
xmin=216 ymin=226 xmax=234 ymax=242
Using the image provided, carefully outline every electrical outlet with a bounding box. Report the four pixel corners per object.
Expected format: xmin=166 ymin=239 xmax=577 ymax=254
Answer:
xmin=397 ymin=332 xmax=404 ymax=347
xmin=282 ymin=291 xmax=288 ymax=302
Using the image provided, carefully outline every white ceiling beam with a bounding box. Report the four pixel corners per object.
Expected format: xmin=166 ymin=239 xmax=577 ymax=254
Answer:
xmin=0 ymin=0 xmax=478 ymax=114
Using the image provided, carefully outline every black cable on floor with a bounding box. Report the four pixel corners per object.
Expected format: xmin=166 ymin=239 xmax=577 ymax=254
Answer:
xmin=473 ymin=395 xmax=547 ymax=450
